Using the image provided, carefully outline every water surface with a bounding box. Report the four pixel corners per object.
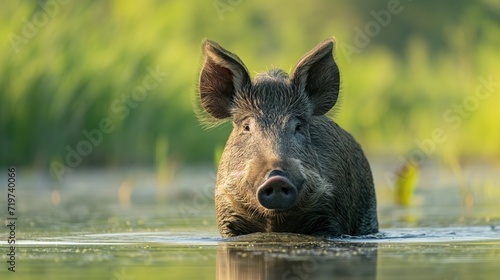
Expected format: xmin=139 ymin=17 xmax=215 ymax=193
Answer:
xmin=1 ymin=166 xmax=500 ymax=279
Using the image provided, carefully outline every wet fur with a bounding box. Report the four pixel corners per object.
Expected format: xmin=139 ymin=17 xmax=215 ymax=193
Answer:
xmin=198 ymin=38 xmax=378 ymax=237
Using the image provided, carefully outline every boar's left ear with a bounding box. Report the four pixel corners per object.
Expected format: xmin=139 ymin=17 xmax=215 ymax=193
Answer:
xmin=199 ymin=39 xmax=251 ymax=119
xmin=291 ymin=38 xmax=340 ymax=116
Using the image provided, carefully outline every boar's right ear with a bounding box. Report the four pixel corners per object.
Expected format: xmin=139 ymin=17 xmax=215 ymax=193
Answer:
xmin=291 ymin=38 xmax=340 ymax=116
xmin=199 ymin=39 xmax=251 ymax=119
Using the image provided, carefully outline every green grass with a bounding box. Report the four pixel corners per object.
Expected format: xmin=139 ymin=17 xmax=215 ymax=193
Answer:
xmin=1 ymin=0 xmax=499 ymax=168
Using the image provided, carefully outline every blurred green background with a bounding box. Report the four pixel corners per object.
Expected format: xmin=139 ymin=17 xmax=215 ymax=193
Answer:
xmin=1 ymin=0 xmax=500 ymax=172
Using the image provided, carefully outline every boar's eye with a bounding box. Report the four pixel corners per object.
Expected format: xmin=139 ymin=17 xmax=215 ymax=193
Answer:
xmin=294 ymin=123 xmax=303 ymax=134
xmin=238 ymin=117 xmax=252 ymax=134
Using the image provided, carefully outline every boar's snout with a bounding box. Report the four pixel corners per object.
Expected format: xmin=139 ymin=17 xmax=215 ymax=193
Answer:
xmin=256 ymin=170 xmax=298 ymax=210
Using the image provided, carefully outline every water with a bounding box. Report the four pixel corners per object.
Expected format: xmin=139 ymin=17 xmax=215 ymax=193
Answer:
xmin=1 ymin=165 xmax=500 ymax=279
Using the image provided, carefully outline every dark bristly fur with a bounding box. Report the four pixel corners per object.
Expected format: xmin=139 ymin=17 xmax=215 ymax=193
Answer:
xmin=198 ymin=38 xmax=378 ymax=237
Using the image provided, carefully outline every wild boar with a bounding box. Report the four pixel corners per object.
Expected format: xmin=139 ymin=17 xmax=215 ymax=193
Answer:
xmin=198 ymin=38 xmax=378 ymax=237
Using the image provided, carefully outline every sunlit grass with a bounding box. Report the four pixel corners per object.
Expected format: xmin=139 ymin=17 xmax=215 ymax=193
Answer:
xmin=213 ymin=145 xmax=224 ymax=169
xmin=1 ymin=1 xmax=499 ymax=168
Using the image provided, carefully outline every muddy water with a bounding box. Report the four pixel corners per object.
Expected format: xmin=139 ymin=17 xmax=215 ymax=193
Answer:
xmin=1 ymin=166 xmax=500 ymax=279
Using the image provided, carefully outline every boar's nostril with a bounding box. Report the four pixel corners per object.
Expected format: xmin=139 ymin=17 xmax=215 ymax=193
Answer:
xmin=263 ymin=187 xmax=273 ymax=196
xmin=257 ymin=176 xmax=298 ymax=210
xmin=281 ymin=187 xmax=289 ymax=195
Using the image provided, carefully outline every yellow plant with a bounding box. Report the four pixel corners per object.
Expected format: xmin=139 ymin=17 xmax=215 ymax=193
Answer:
xmin=394 ymin=159 xmax=419 ymax=206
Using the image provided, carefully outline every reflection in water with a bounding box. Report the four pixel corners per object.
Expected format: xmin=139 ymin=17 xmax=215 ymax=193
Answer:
xmin=216 ymin=233 xmax=377 ymax=280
